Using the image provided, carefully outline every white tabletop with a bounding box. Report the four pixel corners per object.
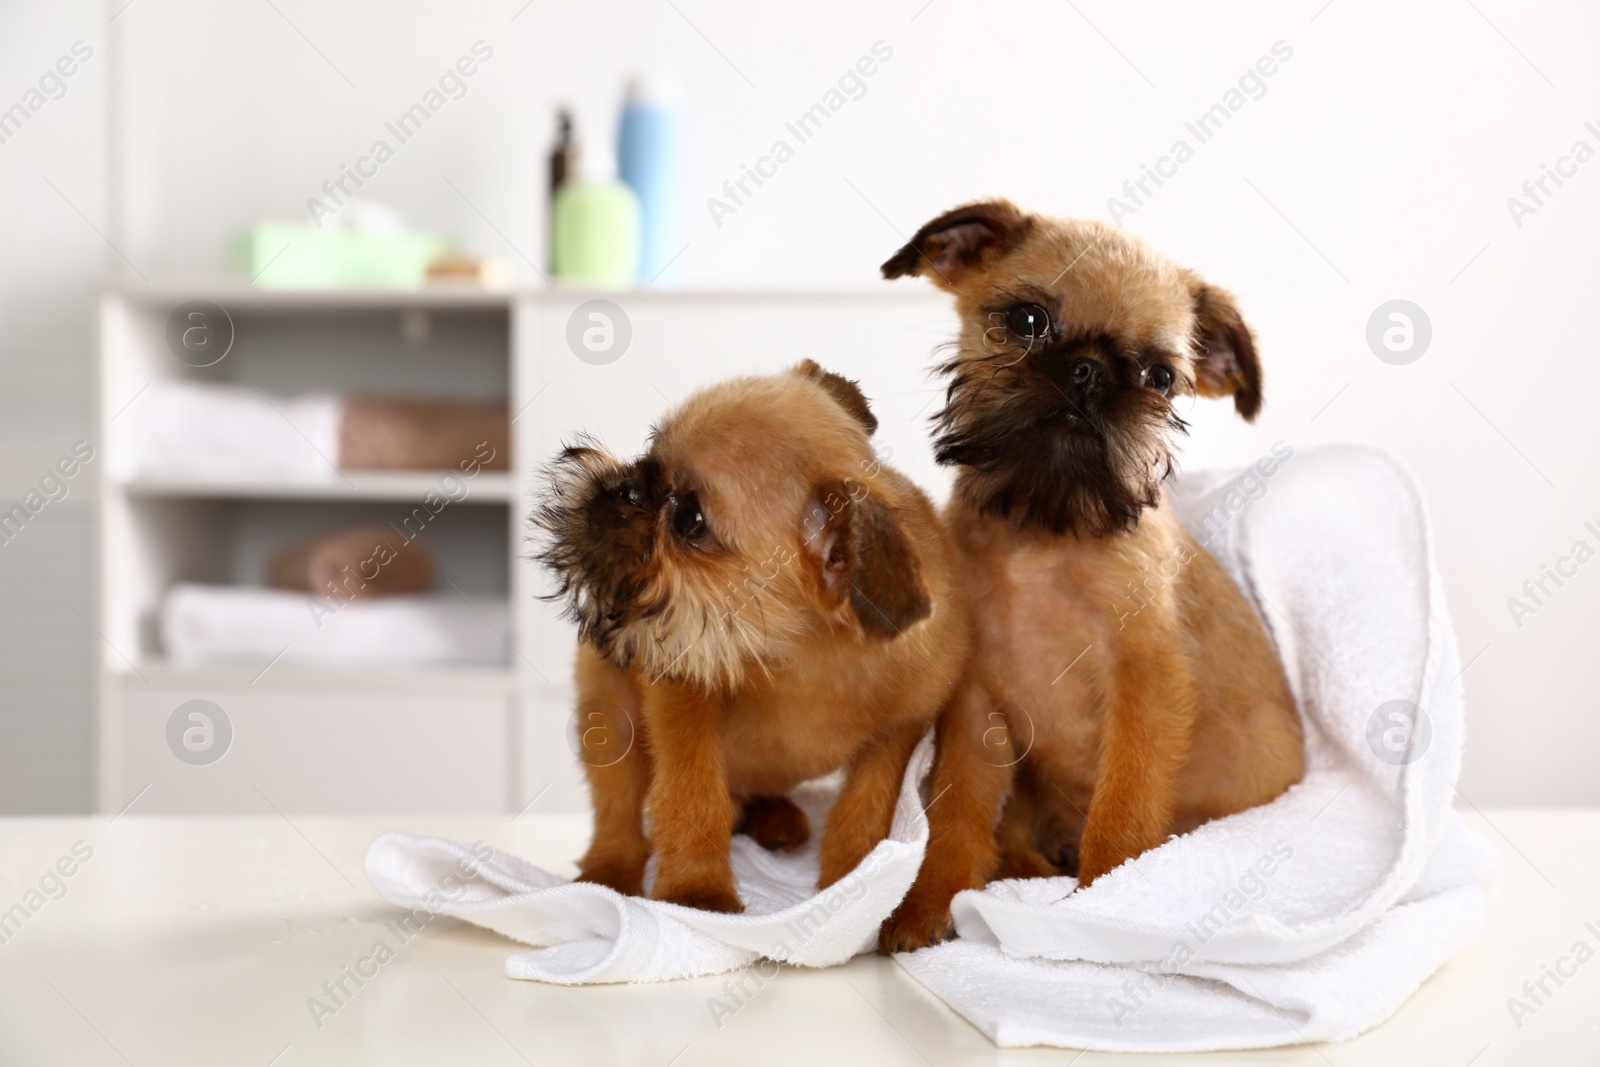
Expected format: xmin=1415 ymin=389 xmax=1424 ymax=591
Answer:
xmin=1 ymin=809 xmax=1595 ymax=1065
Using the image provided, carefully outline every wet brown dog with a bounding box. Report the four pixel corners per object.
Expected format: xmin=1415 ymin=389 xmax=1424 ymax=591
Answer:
xmin=878 ymin=201 xmax=1304 ymax=950
xmin=534 ymin=361 xmax=968 ymax=912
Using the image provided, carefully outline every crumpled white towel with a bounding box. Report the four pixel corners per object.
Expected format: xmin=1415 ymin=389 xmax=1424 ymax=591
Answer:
xmin=363 ymin=443 xmax=1497 ymax=1051
xmin=364 ymin=735 xmax=934 ymax=984
xmin=895 ymin=442 xmax=1501 ymax=1050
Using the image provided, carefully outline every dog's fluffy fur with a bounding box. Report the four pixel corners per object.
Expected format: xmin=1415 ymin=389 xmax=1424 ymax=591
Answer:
xmin=877 ymin=201 xmax=1305 ymax=951
xmin=533 ymin=362 xmax=968 ymax=912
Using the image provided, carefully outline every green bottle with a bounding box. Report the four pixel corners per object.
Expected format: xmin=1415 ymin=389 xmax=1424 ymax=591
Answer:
xmin=552 ymin=139 xmax=641 ymax=288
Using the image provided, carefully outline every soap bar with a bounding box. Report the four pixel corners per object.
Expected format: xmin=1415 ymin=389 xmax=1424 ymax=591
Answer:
xmin=231 ymin=223 xmax=451 ymax=289
xmin=426 ymin=254 xmax=514 ymax=289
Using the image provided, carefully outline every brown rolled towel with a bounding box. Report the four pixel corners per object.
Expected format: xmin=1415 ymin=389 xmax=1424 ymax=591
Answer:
xmin=339 ymin=396 xmax=509 ymax=472
xmin=269 ymin=527 xmax=435 ymax=600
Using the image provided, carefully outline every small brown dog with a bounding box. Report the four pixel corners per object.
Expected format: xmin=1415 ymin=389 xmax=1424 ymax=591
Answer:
xmin=877 ymin=201 xmax=1305 ymax=950
xmin=533 ymin=361 xmax=967 ymax=912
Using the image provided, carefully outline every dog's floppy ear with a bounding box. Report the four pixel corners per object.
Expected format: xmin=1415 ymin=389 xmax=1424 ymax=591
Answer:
xmin=1186 ymin=276 xmax=1263 ymax=421
xmin=881 ymin=200 xmax=1032 ymax=288
xmin=803 ymin=479 xmax=930 ymax=639
xmin=795 ymin=359 xmax=877 ymax=434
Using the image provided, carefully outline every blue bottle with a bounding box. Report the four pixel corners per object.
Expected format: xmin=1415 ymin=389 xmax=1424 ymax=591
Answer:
xmin=618 ymin=74 xmax=682 ymax=287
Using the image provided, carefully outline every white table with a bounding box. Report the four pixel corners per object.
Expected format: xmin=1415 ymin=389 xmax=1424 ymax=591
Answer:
xmin=1 ymin=810 xmax=1595 ymax=1065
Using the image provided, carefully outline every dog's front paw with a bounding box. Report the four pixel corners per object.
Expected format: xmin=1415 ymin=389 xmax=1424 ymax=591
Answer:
xmin=740 ymin=795 xmax=811 ymax=853
xmin=877 ymin=904 xmax=956 ymax=954
xmin=654 ymin=879 xmax=745 ymax=914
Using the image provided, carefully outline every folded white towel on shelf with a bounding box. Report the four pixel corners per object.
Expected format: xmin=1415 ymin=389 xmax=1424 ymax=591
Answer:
xmin=113 ymin=380 xmax=342 ymax=482
xmin=362 ymin=443 xmax=1498 ymax=1052
xmin=161 ymin=583 xmax=510 ymax=668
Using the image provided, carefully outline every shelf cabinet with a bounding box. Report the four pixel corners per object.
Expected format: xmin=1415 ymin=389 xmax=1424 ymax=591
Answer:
xmin=97 ymin=283 xmax=952 ymax=815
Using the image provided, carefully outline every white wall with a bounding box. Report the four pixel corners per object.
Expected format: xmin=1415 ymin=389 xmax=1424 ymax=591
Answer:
xmin=4 ymin=0 xmax=1597 ymax=807
xmin=0 ymin=0 xmax=107 ymax=811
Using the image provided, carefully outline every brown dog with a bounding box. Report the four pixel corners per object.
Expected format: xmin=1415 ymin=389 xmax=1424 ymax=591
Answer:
xmin=877 ymin=201 xmax=1305 ymax=950
xmin=533 ymin=361 xmax=968 ymax=912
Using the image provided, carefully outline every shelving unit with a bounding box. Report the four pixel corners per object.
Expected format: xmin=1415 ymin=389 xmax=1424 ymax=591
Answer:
xmin=119 ymin=471 xmax=518 ymax=502
xmin=96 ymin=281 xmax=953 ymax=816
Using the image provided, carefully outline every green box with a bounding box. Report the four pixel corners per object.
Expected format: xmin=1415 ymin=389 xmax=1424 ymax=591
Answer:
xmin=230 ymin=223 xmax=451 ymax=289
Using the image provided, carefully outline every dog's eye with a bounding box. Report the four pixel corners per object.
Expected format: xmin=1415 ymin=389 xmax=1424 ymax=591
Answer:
xmin=1004 ymin=303 xmax=1051 ymax=344
xmin=1143 ymin=364 xmax=1175 ymax=396
xmin=671 ymin=492 xmax=710 ymax=543
xmin=615 ymin=477 xmax=644 ymax=507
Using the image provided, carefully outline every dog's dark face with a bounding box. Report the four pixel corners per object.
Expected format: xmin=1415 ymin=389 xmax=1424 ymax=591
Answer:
xmin=883 ymin=200 xmax=1263 ymax=537
xmin=532 ymin=362 xmax=931 ymax=690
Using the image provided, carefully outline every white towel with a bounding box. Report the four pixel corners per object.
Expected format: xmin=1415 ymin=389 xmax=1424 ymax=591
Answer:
xmin=896 ymin=442 xmax=1501 ymax=1050
xmin=364 ymin=736 xmax=935 ymax=984
xmin=162 ymin=583 xmax=511 ymax=668
xmin=113 ymin=380 xmax=342 ymax=481
xmin=362 ymin=443 xmax=1497 ymax=1051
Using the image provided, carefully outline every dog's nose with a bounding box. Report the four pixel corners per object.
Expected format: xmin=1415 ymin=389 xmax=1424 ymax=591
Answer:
xmin=1065 ymin=355 xmax=1106 ymax=400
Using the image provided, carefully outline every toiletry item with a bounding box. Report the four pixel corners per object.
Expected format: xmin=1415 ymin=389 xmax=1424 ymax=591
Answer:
xmin=426 ymin=253 xmax=514 ymax=289
xmin=548 ymin=108 xmax=576 ymax=272
xmin=231 ymin=204 xmax=449 ymax=289
xmin=551 ymin=140 xmax=641 ymax=288
xmin=549 ymin=108 xmax=577 ymax=193
xmin=618 ymin=74 xmax=682 ymax=286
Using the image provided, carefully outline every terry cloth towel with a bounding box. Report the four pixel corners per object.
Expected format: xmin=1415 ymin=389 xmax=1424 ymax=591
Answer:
xmin=161 ymin=583 xmax=509 ymax=668
xmin=339 ymin=395 xmax=510 ymax=472
xmin=896 ymin=442 xmax=1501 ymax=1051
xmin=113 ymin=381 xmax=342 ymax=481
xmin=364 ymin=736 xmax=936 ymax=984
xmin=362 ymin=443 xmax=1497 ymax=1051
xmin=112 ymin=381 xmax=508 ymax=481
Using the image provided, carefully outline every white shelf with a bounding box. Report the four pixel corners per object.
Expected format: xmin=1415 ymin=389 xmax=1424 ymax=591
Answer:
xmin=108 ymin=660 xmax=517 ymax=693
xmin=97 ymin=284 xmax=533 ymax=816
xmin=107 ymin=277 xmax=943 ymax=309
xmin=111 ymin=279 xmax=518 ymax=309
xmin=115 ymin=471 xmax=518 ymax=503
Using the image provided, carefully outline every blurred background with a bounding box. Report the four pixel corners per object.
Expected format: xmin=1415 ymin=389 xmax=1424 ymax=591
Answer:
xmin=1 ymin=0 xmax=1595 ymax=815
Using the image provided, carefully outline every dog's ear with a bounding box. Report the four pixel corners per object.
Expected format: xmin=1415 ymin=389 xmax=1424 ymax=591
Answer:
xmin=795 ymin=359 xmax=877 ymax=434
xmin=1186 ymin=277 xmax=1263 ymax=421
xmin=881 ymin=200 xmax=1031 ymax=288
xmin=803 ymin=479 xmax=931 ymax=639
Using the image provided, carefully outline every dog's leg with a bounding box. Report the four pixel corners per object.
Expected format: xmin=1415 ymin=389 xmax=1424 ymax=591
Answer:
xmin=642 ymin=683 xmax=743 ymax=913
xmin=878 ymin=684 xmax=1012 ymax=952
xmin=739 ymin=795 xmax=811 ymax=853
xmin=572 ymin=651 xmax=653 ymax=896
xmin=816 ymin=718 xmax=926 ymax=888
xmin=1075 ymin=630 xmax=1197 ymax=886
xmin=994 ymin=780 xmax=1062 ymax=880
